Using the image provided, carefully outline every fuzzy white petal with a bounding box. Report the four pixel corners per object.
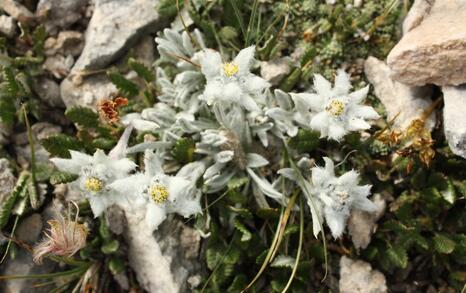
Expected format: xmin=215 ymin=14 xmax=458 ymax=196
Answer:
xmin=313 ymin=74 xmax=332 ymax=97
xmin=234 ymin=46 xmax=256 ymax=75
xmin=145 ymin=203 xmax=167 ymax=231
xmin=246 ymin=153 xmax=269 ymax=168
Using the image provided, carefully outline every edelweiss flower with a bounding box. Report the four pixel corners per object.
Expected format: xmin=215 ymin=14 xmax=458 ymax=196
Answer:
xmin=279 ymin=157 xmax=376 ymax=238
xmin=33 ymin=204 xmax=88 ymax=264
xmin=199 ymin=46 xmax=270 ymax=113
xmin=290 ymin=70 xmax=379 ymax=140
xmin=110 ymin=150 xmax=206 ymax=231
xmin=50 ymin=128 xmax=137 ymax=217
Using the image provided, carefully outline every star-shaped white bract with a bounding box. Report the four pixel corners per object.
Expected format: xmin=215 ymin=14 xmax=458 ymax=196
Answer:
xmin=110 ymin=150 xmax=205 ymax=231
xmin=310 ymin=157 xmax=376 ymax=238
xmin=50 ymin=150 xmax=136 ymax=217
xmin=290 ymin=70 xmax=379 ymax=141
xmin=199 ymin=46 xmax=270 ymax=113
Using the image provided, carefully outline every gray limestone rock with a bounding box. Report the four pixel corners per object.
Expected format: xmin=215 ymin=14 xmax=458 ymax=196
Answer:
xmin=260 ymin=58 xmax=291 ymax=86
xmin=339 ymin=256 xmax=387 ymax=293
xmin=32 ymin=76 xmax=64 ymax=108
xmin=387 ymin=0 xmax=466 ymax=86
xmin=0 ymin=158 xmax=16 ymax=204
xmin=0 ymin=15 xmax=17 ymax=37
xmin=442 ymin=85 xmax=466 ymax=159
xmin=72 ymin=0 xmax=164 ymax=71
xmin=1 ymin=0 xmax=35 ymax=24
xmin=402 ymin=0 xmax=434 ymax=34
xmin=36 ymin=0 xmax=88 ymax=35
xmin=348 ymin=194 xmax=386 ymax=250
xmin=364 ymin=56 xmax=435 ymax=131
xmin=123 ymin=206 xmax=201 ymax=293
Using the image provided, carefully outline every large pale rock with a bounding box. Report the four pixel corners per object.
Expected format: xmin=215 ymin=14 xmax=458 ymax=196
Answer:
xmin=72 ymin=0 xmax=163 ymax=71
xmin=387 ymin=0 xmax=466 ymax=86
xmin=36 ymin=0 xmax=88 ymax=35
xmin=339 ymin=256 xmax=387 ymax=293
xmin=443 ymin=85 xmax=466 ymax=158
xmin=260 ymin=58 xmax=291 ymax=86
xmin=60 ymin=36 xmax=154 ymax=107
xmin=32 ymin=76 xmax=64 ymax=108
xmin=60 ymin=74 xmax=117 ymax=108
xmin=402 ymin=0 xmax=434 ymax=34
xmin=123 ymin=206 xmax=201 ymax=293
xmin=1 ymin=0 xmax=35 ymax=24
xmin=0 ymin=15 xmax=16 ymax=37
xmin=348 ymin=194 xmax=386 ymax=250
xmin=364 ymin=56 xmax=435 ymax=130
xmin=0 ymin=158 xmax=16 ymax=204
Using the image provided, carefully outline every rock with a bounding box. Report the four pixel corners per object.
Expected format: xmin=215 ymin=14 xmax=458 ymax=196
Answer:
xmin=0 ymin=248 xmax=56 ymax=293
xmin=364 ymin=56 xmax=435 ymax=130
xmin=260 ymin=58 xmax=291 ymax=86
xmin=0 ymin=15 xmax=17 ymax=37
xmin=339 ymin=256 xmax=387 ymax=293
xmin=72 ymin=0 xmax=164 ymax=72
xmin=13 ymin=122 xmax=62 ymax=167
xmin=60 ymin=35 xmax=154 ymax=108
xmin=105 ymin=205 xmax=126 ymax=235
xmin=402 ymin=0 xmax=433 ymax=34
xmin=44 ymin=31 xmax=84 ymax=57
xmin=60 ymin=74 xmax=117 ymax=108
xmin=36 ymin=0 xmax=88 ymax=35
xmin=0 ymin=122 xmax=12 ymax=145
xmin=443 ymin=85 xmax=466 ymax=158
xmin=32 ymin=76 xmax=64 ymax=108
xmin=123 ymin=206 xmax=201 ymax=293
xmin=44 ymin=54 xmax=75 ymax=79
xmin=1 ymin=0 xmax=35 ymax=24
xmin=387 ymin=0 xmax=466 ymax=86
xmin=0 ymin=158 xmax=16 ymax=204
xmin=348 ymin=194 xmax=386 ymax=250
xmin=16 ymin=213 xmax=43 ymax=244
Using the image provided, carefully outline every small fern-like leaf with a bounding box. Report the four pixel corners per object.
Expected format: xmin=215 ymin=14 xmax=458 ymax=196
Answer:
xmin=107 ymin=71 xmax=139 ymax=98
xmin=65 ymin=106 xmax=99 ymax=128
xmin=0 ymin=172 xmax=29 ymax=228
xmin=128 ymin=58 xmax=155 ymax=82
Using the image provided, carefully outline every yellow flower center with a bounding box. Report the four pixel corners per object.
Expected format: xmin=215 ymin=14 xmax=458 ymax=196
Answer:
xmin=84 ymin=177 xmax=103 ymax=193
xmin=223 ymin=62 xmax=239 ymax=77
xmin=148 ymin=183 xmax=169 ymax=204
xmin=325 ymin=99 xmax=345 ymax=117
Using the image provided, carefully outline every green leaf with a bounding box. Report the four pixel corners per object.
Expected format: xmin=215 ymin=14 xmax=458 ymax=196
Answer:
xmin=171 ymin=138 xmax=195 ymax=163
xmin=386 ymin=245 xmax=408 ymax=269
xmin=0 ymin=92 xmax=16 ymax=124
xmin=228 ymin=206 xmax=253 ymax=219
xmin=288 ymin=129 xmax=320 ymax=153
xmin=128 ymin=58 xmax=154 ymax=82
xmin=107 ymin=71 xmax=139 ymax=98
xmin=41 ymin=134 xmax=83 ymax=158
xmin=227 ymin=177 xmax=249 ymax=190
xmin=270 ymin=255 xmax=295 ymax=269
xmin=227 ymin=275 xmax=247 ymax=293
xmin=32 ymin=25 xmax=47 ymax=56
xmin=434 ymin=233 xmax=456 ymax=254
xmin=0 ymin=172 xmax=29 ymax=228
xmin=108 ymin=257 xmax=125 ymax=274
xmin=50 ymin=170 xmax=79 ymax=185
xmin=234 ymin=220 xmax=252 ymax=242
xmin=101 ymin=239 xmax=120 ymax=254
xmin=65 ymin=106 xmax=99 ymax=128
xmin=2 ymin=67 xmax=20 ymax=97
xmin=440 ymin=180 xmax=456 ymax=205
xmin=92 ymin=138 xmax=116 ymax=150
xmin=206 ymin=244 xmax=223 ymax=270
xmin=158 ymin=0 xmax=182 ymax=18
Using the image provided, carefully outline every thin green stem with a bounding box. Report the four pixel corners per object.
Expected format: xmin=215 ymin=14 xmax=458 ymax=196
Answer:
xmin=282 ymin=196 xmax=304 ymax=292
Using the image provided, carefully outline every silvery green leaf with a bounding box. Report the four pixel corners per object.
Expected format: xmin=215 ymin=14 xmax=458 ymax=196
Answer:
xmin=270 ymin=255 xmax=295 ymax=269
xmin=246 ymin=153 xmax=269 ymax=168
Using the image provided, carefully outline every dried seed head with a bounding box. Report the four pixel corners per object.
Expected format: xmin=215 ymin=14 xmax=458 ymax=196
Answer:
xmin=98 ymin=96 xmax=128 ymax=124
xmin=33 ymin=204 xmax=88 ymax=264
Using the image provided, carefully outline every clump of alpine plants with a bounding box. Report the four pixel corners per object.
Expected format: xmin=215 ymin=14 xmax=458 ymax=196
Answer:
xmin=50 ymin=27 xmax=380 ymax=239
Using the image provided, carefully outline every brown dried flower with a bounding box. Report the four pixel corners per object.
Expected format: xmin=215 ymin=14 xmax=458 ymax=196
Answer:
xmin=33 ymin=204 xmax=88 ymax=264
xmin=98 ymin=96 xmax=128 ymax=124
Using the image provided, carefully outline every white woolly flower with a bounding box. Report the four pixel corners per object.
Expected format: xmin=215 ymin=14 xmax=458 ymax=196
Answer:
xmin=290 ymin=70 xmax=379 ymax=140
xmin=279 ymin=157 xmax=376 ymax=238
xmin=199 ymin=46 xmax=270 ymax=113
xmin=50 ymin=128 xmax=136 ymax=217
xmin=110 ymin=150 xmax=205 ymax=231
